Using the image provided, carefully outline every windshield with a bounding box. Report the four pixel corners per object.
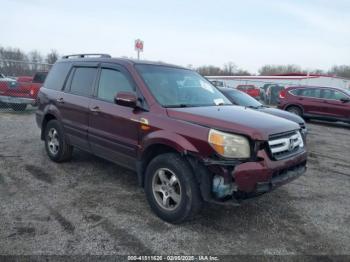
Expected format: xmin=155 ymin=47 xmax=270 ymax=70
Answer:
xmin=136 ymin=65 xmax=231 ymax=107
xmin=223 ymin=89 xmax=263 ymax=108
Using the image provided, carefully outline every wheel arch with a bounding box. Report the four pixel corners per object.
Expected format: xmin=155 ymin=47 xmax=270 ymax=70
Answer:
xmin=137 ymin=132 xmax=200 ymax=187
xmin=285 ymin=104 xmax=304 ymax=115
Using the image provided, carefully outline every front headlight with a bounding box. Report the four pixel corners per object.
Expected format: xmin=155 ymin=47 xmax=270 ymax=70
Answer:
xmin=208 ymin=129 xmax=251 ymax=158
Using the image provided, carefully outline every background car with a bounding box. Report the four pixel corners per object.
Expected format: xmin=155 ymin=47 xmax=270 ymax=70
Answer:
xmin=236 ymin=84 xmax=260 ymax=100
xmin=220 ymin=87 xmax=307 ymax=136
xmin=0 ymin=71 xmax=48 ymax=111
xmin=278 ymin=86 xmax=350 ymax=123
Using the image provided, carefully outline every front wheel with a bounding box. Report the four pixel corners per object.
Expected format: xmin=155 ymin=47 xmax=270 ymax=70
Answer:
xmin=286 ymin=106 xmax=302 ymax=117
xmin=145 ymin=153 xmax=203 ymax=223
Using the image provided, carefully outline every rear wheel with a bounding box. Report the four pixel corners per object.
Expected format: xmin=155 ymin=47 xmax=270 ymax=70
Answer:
xmin=44 ymin=120 xmax=73 ymax=162
xmin=286 ymin=106 xmax=302 ymax=117
xmin=145 ymin=153 xmax=203 ymax=223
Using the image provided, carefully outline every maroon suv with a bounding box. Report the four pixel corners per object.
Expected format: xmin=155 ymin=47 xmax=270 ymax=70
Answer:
xmin=278 ymin=86 xmax=350 ymax=123
xmin=36 ymin=54 xmax=307 ymax=223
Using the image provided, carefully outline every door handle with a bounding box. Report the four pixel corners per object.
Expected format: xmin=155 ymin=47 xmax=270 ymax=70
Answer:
xmin=90 ymin=106 xmax=100 ymax=112
xmin=56 ymin=97 xmax=64 ymax=103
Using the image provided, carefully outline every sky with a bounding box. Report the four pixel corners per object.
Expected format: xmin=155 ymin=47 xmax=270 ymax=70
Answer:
xmin=1 ymin=0 xmax=350 ymax=73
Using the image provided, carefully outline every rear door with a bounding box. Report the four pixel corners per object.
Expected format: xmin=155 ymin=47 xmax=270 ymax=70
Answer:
xmin=296 ymin=88 xmax=322 ymax=115
xmin=59 ymin=64 xmax=98 ymax=151
xmin=320 ymin=88 xmax=350 ymax=120
xmin=88 ymin=63 xmax=141 ymax=170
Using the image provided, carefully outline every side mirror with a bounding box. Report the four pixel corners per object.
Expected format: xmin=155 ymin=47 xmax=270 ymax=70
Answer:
xmin=340 ymin=97 xmax=350 ymax=103
xmin=115 ymin=91 xmax=138 ymax=108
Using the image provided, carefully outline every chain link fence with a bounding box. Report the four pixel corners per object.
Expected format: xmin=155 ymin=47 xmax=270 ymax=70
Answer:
xmin=0 ymin=59 xmax=51 ymax=112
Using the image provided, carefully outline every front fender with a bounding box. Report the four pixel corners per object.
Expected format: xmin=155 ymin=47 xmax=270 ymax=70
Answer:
xmin=140 ymin=130 xmax=200 ymax=158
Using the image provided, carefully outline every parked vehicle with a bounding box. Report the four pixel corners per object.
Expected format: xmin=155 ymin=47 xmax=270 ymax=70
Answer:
xmin=17 ymin=71 xmax=48 ymax=100
xmin=266 ymin=84 xmax=285 ymax=105
xmin=0 ymin=74 xmax=28 ymax=111
xmin=209 ymin=79 xmax=228 ymax=88
xmin=236 ymin=84 xmax=260 ymax=99
xmin=36 ymin=54 xmax=307 ymax=223
xmin=219 ymin=88 xmax=307 ymax=137
xmin=278 ymin=86 xmax=350 ymax=123
xmin=0 ymin=71 xmax=47 ymax=111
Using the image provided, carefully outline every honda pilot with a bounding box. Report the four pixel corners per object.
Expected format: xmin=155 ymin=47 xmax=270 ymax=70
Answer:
xmin=36 ymin=54 xmax=307 ymax=223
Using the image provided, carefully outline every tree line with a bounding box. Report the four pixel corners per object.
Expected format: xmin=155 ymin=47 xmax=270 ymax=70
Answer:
xmin=1 ymin=46 xmax=349 ymax=79
xmin=195 ymin=63 xmax=350 ymax=79
xmin=0 ymin=46 xmax=58 ymax=76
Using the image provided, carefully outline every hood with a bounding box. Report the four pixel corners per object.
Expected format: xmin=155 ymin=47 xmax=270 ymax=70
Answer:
xmin=258 ymin=107 xmax=305 ymax=125
xmin=166 ymin=105 xmax=300 ymax=141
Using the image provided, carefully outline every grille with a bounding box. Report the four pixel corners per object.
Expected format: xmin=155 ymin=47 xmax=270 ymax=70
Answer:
xmin=268 ymin=130 xmax=304 ymax=160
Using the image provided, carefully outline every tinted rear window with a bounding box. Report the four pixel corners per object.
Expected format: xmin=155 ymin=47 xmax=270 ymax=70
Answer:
xmin=44 ymin=63 xmax=71 ymax=90
xmin=290 ymin=89 xmax=302 ymax=96
xmin=33 ymin=72 xmax=48 ymax=83
xmin=69 ymin=67 xmax=97 ymax=97
xmin=300 ymin=88 xmax=321 ymax=98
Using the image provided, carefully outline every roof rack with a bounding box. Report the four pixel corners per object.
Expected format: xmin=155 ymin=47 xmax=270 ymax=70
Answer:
xmin=62 ymin=53 xmax=111 ymax=59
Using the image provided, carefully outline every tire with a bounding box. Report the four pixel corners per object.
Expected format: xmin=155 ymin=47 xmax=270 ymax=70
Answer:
xmin=145 ymin=153 xmax=203 ymax=223
xmin=286 ymin=106 xmax=302 ymax=117
xmin=44 ymin=120 xmax=73 ymax=162
xmin=11 ymin=104 xmax=27 ymax=111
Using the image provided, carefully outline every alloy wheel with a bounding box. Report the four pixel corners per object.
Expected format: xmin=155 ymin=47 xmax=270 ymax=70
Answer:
xmin=152 ymin=168 xmax=182 ymax=211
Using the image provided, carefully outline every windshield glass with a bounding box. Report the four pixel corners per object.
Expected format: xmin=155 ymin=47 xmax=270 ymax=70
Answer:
xmin=223 ymin=89 xmax=263 ymax=108
xmin=136 ymin=65 xmax=231 ymax=107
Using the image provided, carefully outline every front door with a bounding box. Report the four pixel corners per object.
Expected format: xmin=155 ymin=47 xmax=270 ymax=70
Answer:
xmin=88 ymin=63 xmax=141 ymax=170
xmin=320 ymin=88 xmax=350 ymax=120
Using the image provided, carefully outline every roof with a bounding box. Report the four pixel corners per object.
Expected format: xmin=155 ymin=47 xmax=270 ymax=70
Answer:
xmin=272 ymin=73 xmax=336 ymax=77
xmin=56 ymin=56 xmax=186 ymax=69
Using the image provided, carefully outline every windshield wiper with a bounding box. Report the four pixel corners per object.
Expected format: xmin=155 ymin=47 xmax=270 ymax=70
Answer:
xmin=165 ymin=104 xmax=193 ymax=108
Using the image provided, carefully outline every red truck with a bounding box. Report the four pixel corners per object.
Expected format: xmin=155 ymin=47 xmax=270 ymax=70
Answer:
xmin=0 ymin=71 xmax=47 ymax=111
xmin=236 ymin=84 xmax=260 ymax=99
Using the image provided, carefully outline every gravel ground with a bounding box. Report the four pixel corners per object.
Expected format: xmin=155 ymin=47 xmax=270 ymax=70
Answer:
xmin=0 ymin=110 xmax=349 ymax=256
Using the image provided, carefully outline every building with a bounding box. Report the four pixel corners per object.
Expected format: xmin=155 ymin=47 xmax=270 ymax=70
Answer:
xmin=206 ymin=73 xmax=350 ymax=90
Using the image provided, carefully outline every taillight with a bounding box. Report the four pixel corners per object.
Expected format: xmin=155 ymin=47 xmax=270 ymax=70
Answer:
xmin=279 ymin=90 xmax=286 ymax=99
xmin=30 ymin=89 xmax=35 ymax=96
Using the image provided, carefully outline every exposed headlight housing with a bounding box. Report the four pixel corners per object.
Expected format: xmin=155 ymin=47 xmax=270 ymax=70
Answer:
xmin=208 ymin=129 xmax=251 ymax=158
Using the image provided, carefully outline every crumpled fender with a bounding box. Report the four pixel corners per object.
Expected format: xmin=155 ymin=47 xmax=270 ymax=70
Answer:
xmin=139 ymin=130 xmax=199 ymax=158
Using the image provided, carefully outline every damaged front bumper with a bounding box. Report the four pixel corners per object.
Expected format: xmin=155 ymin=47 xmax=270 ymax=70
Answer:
xmin=195 ymin=148 xmax=307 ymax=204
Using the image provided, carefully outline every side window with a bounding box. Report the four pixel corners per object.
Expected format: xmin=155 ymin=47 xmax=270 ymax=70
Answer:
xmin=44 ymin=62 xmax=71 ymax=90
xmin=322 ymin=89 xmax=348 ymax=100
xmin=97 ymin=68 xmax=134 ymax=102
xmin=290 ymin=89 xmax=301 ymax=96
xmin=33 ymin=72 xmax=48 ymax=84
xmin=334 ymin=91 xmax=348 ymax=100
xmin=70 ymin=67 xmax=97 ymax=96
xmin=300 ymin=88 xmax=321 ymax=98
